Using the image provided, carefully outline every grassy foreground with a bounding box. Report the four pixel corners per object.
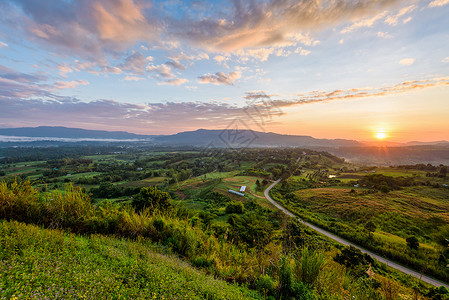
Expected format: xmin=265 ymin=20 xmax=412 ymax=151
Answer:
xmin=0 ymin=220 xmax=259 ymax=299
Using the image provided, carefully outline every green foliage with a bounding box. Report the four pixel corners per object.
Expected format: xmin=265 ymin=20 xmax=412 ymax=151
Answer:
xmin=228 ymin=212 xmax=274 ymax=248
xmin=0 ymin=220 xmax=259 ymax=299
xmin=358 ymin=174 xmax=414 ymax=191
xmin=132 ymin=186 xmax=172 ymax=213
xmin=225 ymin=201 xmax=245 ymax=214
xmin=406 ymin=236 xmax=420 ymax=250
xmin=298 ymin=247 xmax=326 ymax=285
xmin=365 ymin=221 xmax=377 ymax=236
xmin=283 ymin=218 xmax=304 ymax=252
xmin=0 ymin=178 xmax=431 ymax=299
xmin=334 ymin=246 xmax=374 ymax=277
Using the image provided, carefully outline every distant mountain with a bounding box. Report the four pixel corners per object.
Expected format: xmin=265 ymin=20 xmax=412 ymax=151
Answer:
xmin=0 ymin=127 xmax=447 ymax=150
xmin=153 ymin=129 xmax=362 ymax=148
xmin=406 ymin=140 xmax=449 ymax=146
xmin=0 ymin=126 xmax=153 ymax=140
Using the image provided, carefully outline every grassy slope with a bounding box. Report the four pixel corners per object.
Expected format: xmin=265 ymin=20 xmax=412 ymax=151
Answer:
xmin=0 ymin=220 xmax=260 ymax=300
xmin=272 ymin=183 xmax=449 ymax=281
xmin=289 ymin=186 xmax=449 ymax=238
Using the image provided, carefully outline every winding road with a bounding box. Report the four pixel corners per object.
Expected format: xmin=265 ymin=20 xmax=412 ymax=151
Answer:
xmin=264 ymin=179 xmax=449 ymax=289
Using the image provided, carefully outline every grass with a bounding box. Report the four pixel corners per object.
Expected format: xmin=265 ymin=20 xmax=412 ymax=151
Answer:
xmin=119 ymin=177 xmax=168 ymax=188
xmin=0 ymin=220 xmax=260 ymax=299
xmin=271 ymin=183 xmax=449 ymax=282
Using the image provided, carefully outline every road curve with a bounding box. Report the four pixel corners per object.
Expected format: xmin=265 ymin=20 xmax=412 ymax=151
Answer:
xmin=264 ymin=179 xmax=449 ymax=289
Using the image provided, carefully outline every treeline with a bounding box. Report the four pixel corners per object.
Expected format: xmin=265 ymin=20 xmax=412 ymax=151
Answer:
xmin=358 ymin=174 xmax=415 ymax=192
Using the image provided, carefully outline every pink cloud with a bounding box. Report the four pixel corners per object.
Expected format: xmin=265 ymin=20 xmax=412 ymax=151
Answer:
xmin=54 ymin=80 xmax=89 ymax=89
xmin=198 ymin=71 xmax=241 ymax=85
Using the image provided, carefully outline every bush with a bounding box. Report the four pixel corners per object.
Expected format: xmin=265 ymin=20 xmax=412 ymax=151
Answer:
xmin=225 ymin=201 xmax=245 ymax=214
xmin=132 ymin=186 xmax=172 ymax=213
xmin=298 ymin=247 xmax=326 ymax=285
xmin=406 ymin=236 xmax=419 ymax=250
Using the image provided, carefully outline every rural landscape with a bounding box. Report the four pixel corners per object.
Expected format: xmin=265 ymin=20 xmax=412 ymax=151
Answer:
xmin=1 ymin=0 xmax=449 ymax=299
xmin=0 ymin=131 xmax=448 ymax=299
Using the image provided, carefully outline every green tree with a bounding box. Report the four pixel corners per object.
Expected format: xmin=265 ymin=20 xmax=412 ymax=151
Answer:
xmin=132 ymin=186 xmax=172 ymax=213
xmin=406 ymin=236 xmax=419 ymax=250
xmin=364 ymin=221 xmax=377 ymax=237
xmin=225 ymin=201 xmax=244 ymax=214
xmin=440 ymin=166 xmax=448 ymax=178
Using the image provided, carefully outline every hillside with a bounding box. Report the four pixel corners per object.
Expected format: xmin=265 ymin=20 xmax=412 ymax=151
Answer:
xmin=0 ymin=220 xmax=258 ymax=299
xmin=154 ymin=129 xmax=362 ymax=148
xmin=0 ymin=126 xmax=361 ymax=147
xmin=0 ymin=126 xmax=153 ymax=140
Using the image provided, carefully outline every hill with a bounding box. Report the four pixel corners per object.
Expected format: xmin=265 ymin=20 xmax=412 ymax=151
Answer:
xmin=154 ymin=128 xmax=362 ymax=148
xmin=0 ymin=220 xmax=258 ymax=299
xmin=0 ymin=126 xmax=153 ymax=140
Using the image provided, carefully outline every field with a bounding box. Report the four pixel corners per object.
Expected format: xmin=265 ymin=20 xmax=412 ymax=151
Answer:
xmin=271 ymin=165 xmax=449 ymax=283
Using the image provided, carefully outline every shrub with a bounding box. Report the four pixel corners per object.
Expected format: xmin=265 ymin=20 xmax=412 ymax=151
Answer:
xmin=225 ymin=201 xmax=245 ymax=214
xmin=132 ymin=186 xmax=172 ymax=213
xmin=298 ymin=247 xmax=326 ymax=285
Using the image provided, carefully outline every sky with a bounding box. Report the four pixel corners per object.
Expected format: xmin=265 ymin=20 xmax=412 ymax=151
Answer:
xmin=0 ymin=0 xmax=448 ymax=142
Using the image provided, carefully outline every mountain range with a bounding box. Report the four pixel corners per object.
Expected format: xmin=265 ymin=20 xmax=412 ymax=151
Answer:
xmin=0 ymin=126 xmax=447 ymax=148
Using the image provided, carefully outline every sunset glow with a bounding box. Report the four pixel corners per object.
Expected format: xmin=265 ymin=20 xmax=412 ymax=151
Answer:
xmin=0 ymin=0 xmax=448 ymax=142
xmin=375 ymin=131 xmax=387 ymax=140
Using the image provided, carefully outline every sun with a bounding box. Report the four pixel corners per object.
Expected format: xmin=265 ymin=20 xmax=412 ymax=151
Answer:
xmin=375 ymin=131 xmax=387 ymax=140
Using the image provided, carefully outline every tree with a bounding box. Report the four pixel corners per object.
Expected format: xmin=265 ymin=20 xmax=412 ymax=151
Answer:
xmin=225 ymin=201 xmax=244 ymax=214
xmin=440 ymin=166 xmax=448 ymax=178
xmin=334 ymin=246 xmax=374 ymax=277
xmin=364 ymin=221 xmax=377 ymax=237
xmin=406 ymin=236 xmax=419 ymax=250
xmin=255 ymin=179 xmax=262 ymax=192
xmin=132 ymin=186 xmax=172 ymax=213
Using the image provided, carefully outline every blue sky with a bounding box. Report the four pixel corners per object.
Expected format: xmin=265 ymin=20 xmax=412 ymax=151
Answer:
xmin=0 ymin=0 xmax=448 ymax=141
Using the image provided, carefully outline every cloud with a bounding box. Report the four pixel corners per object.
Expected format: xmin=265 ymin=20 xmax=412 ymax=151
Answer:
xmin=0 ymin=65 xmax=52 ymax=99
xmin=399 ymin=58 xmax=415 ymax=66
xmin=0 ymin=65 xmax=47 ymax=83
xmin=294 ymin=47 xmax=311 ymax=56
xmin=173 ymin=0 xmax=400 ymax=52
xmin=273 ymin=77 xmax=449 ymax=108
xmin=341 ymin=12 xmax=386 ymax=34
xmin=1 ymin=75 xmax=448 ymax=134
xmin=54 ymin=80 xmax=89 ymax=89
xmin=123 ymin=76 xmax=144 ymax=81
xmin=377 ymin=31 xmax=392 ymax=39
xmin=165 ymin=60 xmax=186 ymax=70
xmin=0 ymin=97 xmax=253 ymax=134
xmin=385 ymin=5 xmax=416 ymax=26
xmin=146 ymin=64 xmax=175 ymax=79
xmin=236 ymin=48 xmax=274 ymax=62
xmin=119 ymin=52 xmax=147 ymax=75
xmin=0 ymin=41 xmax=8 ymax=48
xmin=57 ymin=64 xmax=73 ymax=77
xmin=197 ymin=53 xmax=209 ymax=60
xmin=157 ymin=78 xmax=188 ymax=86
xmin=275 ymin=49 xmax=292 ymax=57
xmin=214 ymin=55 xmax=228 ymax=64
xmin=1 ymin=0 xmax=404 ymax=68
xmin=198 ymin=71 xmax=241 ymax=85
xmin=442 ymin=57 xmax=449 ymax=63
xmin=429 ymin=0 xmax=449 ymax=7
xmin=102 ymin=66 xmax=122 ymax=74
xmin=5 ymin=0 xmax=156 ymax=61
